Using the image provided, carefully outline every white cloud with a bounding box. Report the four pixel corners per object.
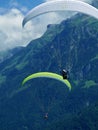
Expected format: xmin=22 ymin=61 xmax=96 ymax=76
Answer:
xmin=0 ymin=0 xmax=94 ymax=51
xmin=9 ymin=0 xmax=28 ymax=13
xmin=9 ymin=0 xmax=19 ymax=7
xmin=0 ymin=8 xmax=39 ymax=51
xmin=0 ymin=6 xmax=72 ymax=51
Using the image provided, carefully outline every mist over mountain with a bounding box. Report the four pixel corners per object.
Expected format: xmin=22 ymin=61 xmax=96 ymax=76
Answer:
xmin=0 ymin=47 xmax=24 ymax=63
xmin=0 ymin=13 xmax=98 ymax=130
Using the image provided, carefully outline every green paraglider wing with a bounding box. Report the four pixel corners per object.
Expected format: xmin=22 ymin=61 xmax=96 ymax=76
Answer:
xmin=22 ymin=72 xmax=72 ymax=90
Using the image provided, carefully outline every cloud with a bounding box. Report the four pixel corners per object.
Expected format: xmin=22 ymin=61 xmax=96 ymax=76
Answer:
xmin=0 ymin=6 xmax=72 ymax=51
xmin=0 ymin=0 xmax=94 ymax=51
xmin=0 ymin=8 xmax=39 ymax=51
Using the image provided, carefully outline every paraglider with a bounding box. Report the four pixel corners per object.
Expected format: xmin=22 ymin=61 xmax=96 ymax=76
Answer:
xmin=61 ymin=69 xmax=69 ymax=79
xmin=22 ymin=0 xmax=98 ymax=27
xmin=44 ymin=113 xmax=48 ymax=119
xmin=22 ymin=72 xmax=72 ymax=116
xmin=22 ymin=72 xmax=72 ymax=90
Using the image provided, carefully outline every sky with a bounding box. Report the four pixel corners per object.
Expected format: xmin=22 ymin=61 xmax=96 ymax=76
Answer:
xmin=0 ymin=0 xmax=93 ymax=51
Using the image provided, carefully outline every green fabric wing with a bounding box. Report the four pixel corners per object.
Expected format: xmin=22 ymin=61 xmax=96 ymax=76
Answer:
xmin=22 ymin=72 xmax=72 ymax=90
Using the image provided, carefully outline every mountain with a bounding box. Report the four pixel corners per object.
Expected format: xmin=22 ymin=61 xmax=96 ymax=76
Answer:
xmin=0 ymin=46 xmax=23 ymax=63
xmin=0 ymin=14 xmax=98 ymax=130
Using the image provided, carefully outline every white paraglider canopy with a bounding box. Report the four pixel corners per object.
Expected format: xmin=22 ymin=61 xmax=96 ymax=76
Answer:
xmin=22 ymin=0 xmax=98 ymax=27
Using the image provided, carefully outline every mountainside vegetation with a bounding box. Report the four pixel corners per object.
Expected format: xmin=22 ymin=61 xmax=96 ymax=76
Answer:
xmin=0 ymin=13 xmax=98 ymax=130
